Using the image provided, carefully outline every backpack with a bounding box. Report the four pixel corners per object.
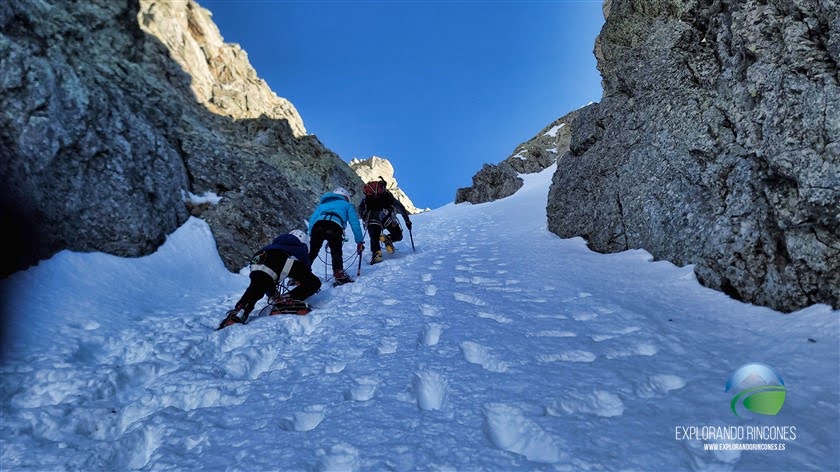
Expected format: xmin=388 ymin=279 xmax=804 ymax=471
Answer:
xmin=363 ymin=180 xmax=387 ymax=197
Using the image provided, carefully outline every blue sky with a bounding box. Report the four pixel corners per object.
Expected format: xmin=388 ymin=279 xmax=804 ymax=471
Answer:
xmin=202 ymin=0 xmax=605 ymax=209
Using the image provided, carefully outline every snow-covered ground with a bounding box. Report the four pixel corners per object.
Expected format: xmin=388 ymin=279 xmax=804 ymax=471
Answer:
xmin=2 ymin=166 xmax=838 ymax=471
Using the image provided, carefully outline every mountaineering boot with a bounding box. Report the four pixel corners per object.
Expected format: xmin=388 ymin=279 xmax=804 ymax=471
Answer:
xmin=269 ymin=291 xmax=291 ymax=305
xmin=270 ymin=295 xmax=310 ymax=315
xmin=370 ymin=250 xmax=383 ymax=265
xmin=218 ymin=307 xmax=246 ymax=330
xmin=380 ymin=234 xmax=395 ymax=254
xmin=333 ymin=269 xmax=353 ymax=286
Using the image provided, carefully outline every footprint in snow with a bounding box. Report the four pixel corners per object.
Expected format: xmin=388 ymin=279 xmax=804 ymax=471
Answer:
xmin=572 ymin=312 xmax=598 ymax=321
xmin=119 ymin=384 xmax=246 ymax=436
xmin=282 ymin=315 xmax=323 ymax=337
xmin=483 ymin=403 xmax=563 ymax=464
xmin=222 ymin=346 xmax=280 ymax=380
xmin=345 ymin=377 xmax=379 ymax=401
xmin=412 ymin=371 xmax=448 ymax=411
xmin=377 ymin=337 xmax=398 ymax=355
xmin=591 ymin=326 xmax=642 ymax=342
xmin=419 ymin=304 xmax=440 ymax=317
xmin=605 ymin=343 xmax=659 ymax=359
xmin=536 ymin=350 xmax=597 ymax=363
xmin=324 ymin=362 xmax=345 ymax=374
xmin=216 ymin=327 xmax=252 ymax=353
xmin=615 ymin=326 xmax=642 ymax=335
xmin=469 ymin=276 xmax=498 ymax=285
xmin=68 ymin=319 xmax=101 ymax=331
xmin=316 ymin=442 xmax=360 ymax=472
xmin=460 ymin=341 xmax=509 ymax=373
xmin=421 ymin=273 xmax=433 ymax=282
xmin=424 ymin=285 xmax=438 ymax=296
xmin=530 ymin=330 xmax=576 ymax=338
xmin=381 ymin=298 xmax=399 ymax=306
xmin=634 ymin=374 xmax=686 ymax=399
xmin=545 ymin=390 xmax=625 ymax=418
xmin=453 ymin=292 xmax=487 ymax=306
xmin=419 ymin=323 xmax=444 ymax=346
xmin=476 ymin=312 xmax=511 ymax=324
xmin=354 ymin=327 xmax=375 ymax=336
xmin=280 ymin=404 xmax=326 ymax=432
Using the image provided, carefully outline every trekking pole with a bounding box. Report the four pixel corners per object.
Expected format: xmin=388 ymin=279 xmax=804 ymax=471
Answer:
xmin=357 ymin=227 xmax=368 ymax=277
xmin=409 ymin=226 xmax=415 ymax=252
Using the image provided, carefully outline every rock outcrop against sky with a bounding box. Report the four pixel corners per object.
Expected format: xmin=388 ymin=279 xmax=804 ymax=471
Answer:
xmin=349 ymin=156 xmax=424 ymax=214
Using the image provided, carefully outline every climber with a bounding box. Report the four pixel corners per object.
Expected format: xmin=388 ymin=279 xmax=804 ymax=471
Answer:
xmin=218 ymin=229 xmax=320 ymax=329
xmin=307 ymin=187 xmax=365 ymax=284
xmin=358 ymin=179 xmax=412 ymax=265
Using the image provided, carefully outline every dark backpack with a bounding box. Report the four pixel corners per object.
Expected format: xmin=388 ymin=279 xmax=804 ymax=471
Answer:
xmin=363 ymin=180 xmax=387 ymax=197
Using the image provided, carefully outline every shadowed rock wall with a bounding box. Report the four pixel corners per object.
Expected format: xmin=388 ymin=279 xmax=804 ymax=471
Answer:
xmin=0 ymin=0 xmax=361 ymax=274
xmin=547 ymin=0 xmax=839 ymax=311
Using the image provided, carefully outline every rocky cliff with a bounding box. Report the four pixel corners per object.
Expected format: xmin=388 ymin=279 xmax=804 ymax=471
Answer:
xmin=547 ymin=0 xmax=839 ymax=311
xmin=349 ymin=156 xmax=423 ymax=214
xmin=0 ymin=0 xmax=361 ymax=275
xmin=455 ymin=110 xmax=580 ymax=204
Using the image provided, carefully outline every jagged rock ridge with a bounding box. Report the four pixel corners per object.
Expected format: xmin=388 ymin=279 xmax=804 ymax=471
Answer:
xmin=349 ymin=156 xmax=423 ymax=214
xmin=0 ymin=0 xmax=361 ymax=275
xmin=455 ymin=110 xmax=580 ymax=204
xmin=546 ymin=0 xmax=839 ymax=312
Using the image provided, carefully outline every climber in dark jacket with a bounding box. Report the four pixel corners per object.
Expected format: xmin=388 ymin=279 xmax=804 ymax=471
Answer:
xmin=358 ymin=186 xmax=412 ymax=265
xmin=218 ymin=229 xmax=320 ymax=329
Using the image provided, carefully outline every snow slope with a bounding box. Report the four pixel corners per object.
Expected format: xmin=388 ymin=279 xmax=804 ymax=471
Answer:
xmin=1 ymin=166 xmax=838 ymax=471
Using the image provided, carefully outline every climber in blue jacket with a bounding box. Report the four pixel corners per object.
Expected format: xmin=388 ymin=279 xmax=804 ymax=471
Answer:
xmin=307 ymin=187 xmax=365 ymax=285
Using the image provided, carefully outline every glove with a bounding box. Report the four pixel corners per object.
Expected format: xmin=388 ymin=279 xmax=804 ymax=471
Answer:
xmin=406 ymin=220 xmax=413 ymax=230
xmin=357 ymin=243 xmax=365 ymax=255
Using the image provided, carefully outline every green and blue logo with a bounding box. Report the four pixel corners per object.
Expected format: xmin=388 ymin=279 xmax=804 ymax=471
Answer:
xmin=725 ymin=363 xmax=786 ymax=417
